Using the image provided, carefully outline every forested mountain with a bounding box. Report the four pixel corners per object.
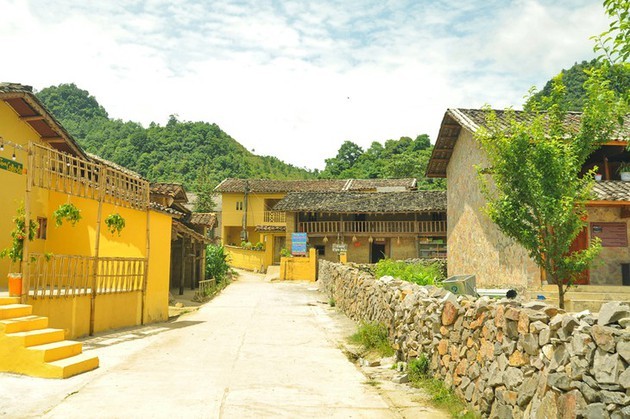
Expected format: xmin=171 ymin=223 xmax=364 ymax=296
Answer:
xmin=319 ymin=135 xmax=445 ymax=190
xmin=37 ymin=83 xmax=446 ymax=197
xmin=526 ymin=59 xmax=630 ymax=110
xmin=36 ymin=84 xmax=315 ymax=194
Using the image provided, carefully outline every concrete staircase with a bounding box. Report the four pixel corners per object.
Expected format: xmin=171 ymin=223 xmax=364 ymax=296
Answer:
xmin=528 ymin=285 xmax=630 ymax=313
xmin=0 ymin=295 xmax=99 ymax=378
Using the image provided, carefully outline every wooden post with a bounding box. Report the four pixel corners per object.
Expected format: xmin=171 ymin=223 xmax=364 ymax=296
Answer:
xmin=21 ymin=143 xmax=33 ymax=304
xmin=179 ymin=237 xmax=186 ymax=295
xmin=141 ymin=185 xmax=150 ymax=325
xmin=604 ymin=157 xmax=610 ymax=180
xmin=90 ymin=165 xmax=106 ymax=336
xmin=190 ymin=242 xmax=197 ymax=290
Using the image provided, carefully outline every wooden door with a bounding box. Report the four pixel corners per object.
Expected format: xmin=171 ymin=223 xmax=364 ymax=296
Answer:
xmin=568 ymin=227 xmax=590 ymax=285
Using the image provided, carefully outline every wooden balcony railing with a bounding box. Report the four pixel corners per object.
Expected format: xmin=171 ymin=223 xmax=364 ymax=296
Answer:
xmin=263 ymin=211 xmax=286 ymax=223
xmin=30 ymin=143 xmax=149 ymax=210
xmin=27 ymin=253 xmax=147 ymax=299
xmin=297 ymin=220 xmax=446 ymax=236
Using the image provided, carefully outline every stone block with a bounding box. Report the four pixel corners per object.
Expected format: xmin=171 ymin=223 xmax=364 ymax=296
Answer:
xmin=592 ymin=349 xmax=621 ymax=385
xmin=557 ymin=389 xmax=587 ymax=419
xmin=598 ymin=302 xmax=630 ymax=326
xmin=592 ymin=325 xmax=617 ymax=352
xmin=442 ymin=301 xmax=458 ymax=326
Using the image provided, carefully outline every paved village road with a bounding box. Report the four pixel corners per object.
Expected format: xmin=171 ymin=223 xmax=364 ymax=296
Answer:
xmin=0 ymin=271 xmax=440 ymax=418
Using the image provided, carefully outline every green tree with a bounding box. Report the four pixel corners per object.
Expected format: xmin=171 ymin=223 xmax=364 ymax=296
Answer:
xmin=476 ymin=72 xmax=626 ymax=308
xmin=592 ymin=0 xmax=630 ymax=64
xmin=323 ymin=141 xmax=364 ymax=177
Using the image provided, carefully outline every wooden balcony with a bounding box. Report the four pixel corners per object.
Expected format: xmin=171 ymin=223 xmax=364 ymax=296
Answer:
xmin=263 ymin=211 xmax=286 ymax=224
xmin=298 ymin=220 xmax=446 ymax=236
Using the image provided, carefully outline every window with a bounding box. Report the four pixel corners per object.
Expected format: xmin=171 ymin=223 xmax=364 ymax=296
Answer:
xmin=36 ymin=217 xmax=47 ymax=240
xmin=315 ymin=245 xmax=325 ymax=256
xmin=236 ymin=201 xmax=243 ymax=211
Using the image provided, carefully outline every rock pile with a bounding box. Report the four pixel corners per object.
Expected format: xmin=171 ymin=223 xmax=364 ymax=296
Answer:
xmin=319 ymin=260 xmax=630 ymax=418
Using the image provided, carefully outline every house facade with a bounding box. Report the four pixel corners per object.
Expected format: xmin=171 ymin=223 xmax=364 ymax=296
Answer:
xmin=427 ymin=108 xmax=630 ymax=291
xmin=0 ymin=83 xmax=174 ymax=338
xmin=150 ymin=183 xmax=215 ymax=294
xmin=215 ymin=178 xmax=446 ymax=269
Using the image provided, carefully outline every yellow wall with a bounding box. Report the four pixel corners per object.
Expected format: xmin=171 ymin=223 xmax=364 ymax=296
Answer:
xmin=144 ymin=210 xmax=172 ymax=323
xmin=226 ymin=245 xmax=273 ymax=272
xmin=0 ymin=100 xmax=48 ymax=284
xmin=0 ymin=100 xmax=173 ymax=336
xmin=280 ymin=248 xmax=317 ymax=281
xmin=30 ymin=296 xmax=91 ymax=338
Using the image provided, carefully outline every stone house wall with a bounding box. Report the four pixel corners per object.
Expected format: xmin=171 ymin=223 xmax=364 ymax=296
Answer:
xmin=586 ymin=207 xmax=630 ymax=286
xmin=447 ymin=129 xmax=540 ymax=291
xmin=319 ymin=260 xmax=630 ymax=418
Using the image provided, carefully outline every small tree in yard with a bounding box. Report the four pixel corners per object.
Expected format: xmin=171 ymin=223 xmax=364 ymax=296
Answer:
xmin=476 ymin=72 xmax=626 ymax=308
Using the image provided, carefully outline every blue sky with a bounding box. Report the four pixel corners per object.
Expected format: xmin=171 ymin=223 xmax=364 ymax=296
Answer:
xmin=0 ymin=0 xmax=609 ymax=169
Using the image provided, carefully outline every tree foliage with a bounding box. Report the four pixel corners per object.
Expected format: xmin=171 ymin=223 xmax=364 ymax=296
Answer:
xmin=592 ymin=0 xmax=630 ymax=64
xmin=526 ymin=60 xmax=630 ymax=111
xmin=319 ymin=134 xmax=445 ymax=190
xmin=36 ymin=84 xmax=314 ymax=198
xmin=477 ymin=70 xmax=627 ymax=308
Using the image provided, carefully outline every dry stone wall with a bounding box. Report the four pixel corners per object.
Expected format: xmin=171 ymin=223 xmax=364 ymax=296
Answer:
xmin=319 ymin=260 xmax=630 ymax=419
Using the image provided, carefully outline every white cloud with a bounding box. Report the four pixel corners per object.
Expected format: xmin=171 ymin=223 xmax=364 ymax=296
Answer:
xmin=0 ymin=0 xmax=610 ymax=170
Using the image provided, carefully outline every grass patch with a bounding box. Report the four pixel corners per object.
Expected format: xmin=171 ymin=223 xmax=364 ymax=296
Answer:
xmin=363 ymin=379 xmax=380 ymax=387
xmin=408 ymin=355 xmax=477 ymax=419
xmin=349 ymin=322 xmax=394 ymax=357
xmin=374 ymin=259 xmax=445 ymax=286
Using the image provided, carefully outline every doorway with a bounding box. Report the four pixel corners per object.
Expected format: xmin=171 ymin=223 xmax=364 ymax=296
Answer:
xmin=568 ymin=227 xmax=590 ymax=285
xmin=370 ymin=241 xmax=386 ymax=263
xmin=273 ymin=236 xmax=286 ymax=264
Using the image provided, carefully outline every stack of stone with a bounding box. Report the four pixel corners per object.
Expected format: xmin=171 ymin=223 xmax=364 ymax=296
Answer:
xmin=318 ymin=260 xmax=630 ymax=418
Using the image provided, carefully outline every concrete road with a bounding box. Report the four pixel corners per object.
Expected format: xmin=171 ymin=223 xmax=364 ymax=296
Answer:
xmin=0 ymin=271 xmax=437 ymax=418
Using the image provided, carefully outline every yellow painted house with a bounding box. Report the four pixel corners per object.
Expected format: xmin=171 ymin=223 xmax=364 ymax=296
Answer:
xmin=0 ymin=83 xmax=174 ymax=377
xmin=215 ymin=178 xmax=446 ymax=272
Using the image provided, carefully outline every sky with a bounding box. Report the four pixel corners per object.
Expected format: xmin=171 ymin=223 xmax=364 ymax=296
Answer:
xmin=0 ymin=0 xmax=610 ymax=170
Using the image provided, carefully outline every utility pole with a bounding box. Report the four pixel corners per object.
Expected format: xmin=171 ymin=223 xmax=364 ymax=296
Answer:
xmin=241 ymin=180 xmax=249 ymax=242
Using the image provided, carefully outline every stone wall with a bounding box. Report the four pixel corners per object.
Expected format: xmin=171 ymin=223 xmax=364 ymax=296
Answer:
xmin=447 ymin=129 xmax=540 ymax=291
xmin=319 ymin=260 xmax=630 ymax=418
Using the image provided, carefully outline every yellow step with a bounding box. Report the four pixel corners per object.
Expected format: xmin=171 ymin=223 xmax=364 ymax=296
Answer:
xmin=47 ymin=353 xmax=99 ymax=378
xmin=7 ymin=328 xmax=65 ymax=347
xmin=0 ymin=315 xmax=48 ymax=333
xmin=28 ymin=340 xmax=83 ymax=362
xmin=0 ymin=304 xmax=32 ymax=320
xmin=0 ymin=297 xmax=20 ymax=306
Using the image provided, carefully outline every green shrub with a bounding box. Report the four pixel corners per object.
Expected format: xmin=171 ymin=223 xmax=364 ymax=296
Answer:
xmin=253 ymin=242 xmax=264 ymax=251
xmin=205 ymin=244 xmax=231 ymax=283
xmin=280 ymin=247 xmax=292 ymax=258
xmin=374 ymin=259 xmax=444 ymax=286
xmin=408 ymin=354 xmax=430 ymax=382
xmin=349 ymin=322 xmax=394 ymax=357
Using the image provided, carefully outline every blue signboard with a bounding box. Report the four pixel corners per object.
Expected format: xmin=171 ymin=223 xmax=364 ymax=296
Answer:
xmin=292 ymin=233 xmax=308 ymax=255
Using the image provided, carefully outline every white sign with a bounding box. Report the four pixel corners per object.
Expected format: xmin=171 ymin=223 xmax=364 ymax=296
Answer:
xmin=332 ymin=243 xmax=348 ymax=252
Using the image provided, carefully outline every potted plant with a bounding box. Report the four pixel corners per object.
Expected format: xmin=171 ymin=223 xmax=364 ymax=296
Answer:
xmin=105 ymin=213 xmax=126 ymax=236
xmin=618 ymin=162 xmax=630 ymax=181
xmin=52 ymin=203 xmax=82 ymax=227
xmin=0 ymin=206 xmax=38 ymax=296
xmin=594 ymin=173 xmax=603 ymax=181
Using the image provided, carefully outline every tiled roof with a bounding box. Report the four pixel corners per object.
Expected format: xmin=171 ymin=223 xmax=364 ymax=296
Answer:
xmin=150 ymin=202 xmax=184 ymax=217
xmin=592 ymin=181 xmax=630 ymax=202
xmin=0 ymin=82 xmax=86 ymax=158
xmin=150 ymin=182 xmax=188 ymax=201
xmin=255 ymin=225 xmax=286 ymax=232
xmin=88 ymin=153 xmax=144 ymax=179
xmin=215 ymin=178 xmax=417 ymax=193
xmin=427 ymin=108 xmax=630 ymax=178
xmin=187 ymin=212 xmax=216 ymax=227
xmin=273 ymin=191 xmax=446 ymax=213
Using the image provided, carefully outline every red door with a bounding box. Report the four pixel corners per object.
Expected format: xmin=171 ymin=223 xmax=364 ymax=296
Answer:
xmin=568 ymin=227 xmax=590 ymax=285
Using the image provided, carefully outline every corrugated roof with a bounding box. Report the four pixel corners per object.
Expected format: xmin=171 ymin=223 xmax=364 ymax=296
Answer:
xmin=427 ymin=108 xmax=630 ymax=178
xmin=215 ymin=178 xmax=417 ymax=193
xmin=273 ymin=191 xmax=446 ymax=213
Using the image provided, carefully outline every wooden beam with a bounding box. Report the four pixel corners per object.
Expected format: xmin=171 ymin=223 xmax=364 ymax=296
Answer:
xmin=41 ymin=136 xmax=65 ymax=143
xmin=603 ymin=141 xmax=628 ymax=147
xmin=432 ymin=148 xmax=454 ymax=153
xmin=20 ymin=115 xmax=45 ymax=122
xmin=586 ymin=200 xmax=630 ymax=207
